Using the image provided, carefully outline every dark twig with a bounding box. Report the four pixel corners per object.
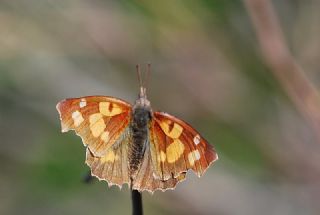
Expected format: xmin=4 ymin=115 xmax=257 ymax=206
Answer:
xmin=131 ymin=189 xmax=143 ymax=215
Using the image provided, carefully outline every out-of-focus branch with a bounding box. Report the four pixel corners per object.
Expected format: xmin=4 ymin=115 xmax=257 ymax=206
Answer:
xmin=243 ymin=0 xmax=320 ymax=141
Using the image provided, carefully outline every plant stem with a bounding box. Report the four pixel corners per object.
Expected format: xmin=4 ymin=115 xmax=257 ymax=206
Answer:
xmin=131 ymin=189 xmax=143 ymax=215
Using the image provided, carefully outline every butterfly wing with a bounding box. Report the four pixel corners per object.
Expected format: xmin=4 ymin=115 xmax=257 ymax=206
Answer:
xmin=56 ymin=96 xmax=132 ymax=157
xmin=86 ymin=127 xmax=131 ymax=188
xmin=131 ymin=141 xmax=186 ymax=192
xmin=150 ymin=111 xmax=218 ymax=181
xmin=86 ymin=128 xmax=186 ymax=192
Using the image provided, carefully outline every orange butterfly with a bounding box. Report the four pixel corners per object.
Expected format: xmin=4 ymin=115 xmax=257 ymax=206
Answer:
xmin=56 ymin=66 xmax=218 ymax=193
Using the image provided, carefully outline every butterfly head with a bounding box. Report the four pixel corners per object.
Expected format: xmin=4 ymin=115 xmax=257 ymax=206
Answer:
xmin=133 ymin=64 xmax=151 ymax=110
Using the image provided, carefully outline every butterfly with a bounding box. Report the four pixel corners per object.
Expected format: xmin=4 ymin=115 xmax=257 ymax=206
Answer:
xmin=56 ymin=65 xmax=218 ymax=193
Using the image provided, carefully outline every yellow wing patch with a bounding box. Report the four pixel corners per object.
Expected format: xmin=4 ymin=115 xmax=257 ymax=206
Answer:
xmin=100 ymin=150 xmax=119 ymax=163
xmin=89 ymin=113 xmax=106 ymax=137
xmin=166 ymin=139 xmax=185 ymax=163
xmin=158 ymin=151 xmax=167 ymax=163
xmin=99 ymin=102 xmax=122 ymax=116
xmin=100 ymin=131 xmax=110 ymax=143
xmin=159 ymin=120 xmax=183 ymax=139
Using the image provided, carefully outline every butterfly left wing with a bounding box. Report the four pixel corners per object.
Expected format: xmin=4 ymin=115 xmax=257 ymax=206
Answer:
xmin=150 ymin=112 xmax=218 ymax=181
xmin=56 ymin=96 xmax=132 ymax=157
xmin=86 ymin=127 xmax=131 ymax=188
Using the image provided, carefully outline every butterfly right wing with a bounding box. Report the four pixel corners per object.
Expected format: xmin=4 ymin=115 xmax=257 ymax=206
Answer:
xmin=56 ymin=96 xmax=132 ymax=157
xmin=149 ymin=111 xmax=218 ymax=181
xmin=131 ymin=141 xmax=186 ymax=193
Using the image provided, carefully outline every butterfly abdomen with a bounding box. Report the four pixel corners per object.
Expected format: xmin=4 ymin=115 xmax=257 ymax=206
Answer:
xmin=129 ymin=107 xmax=151 ymax=175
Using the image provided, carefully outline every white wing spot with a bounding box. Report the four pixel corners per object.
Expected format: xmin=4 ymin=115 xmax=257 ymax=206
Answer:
xmin=79 ymin=98 xmax=87 ymax=108
xmin=72 ymin=110 xmax=84 ymax=127
xmin=188 ymin=150 xmax=201 ymax=166
xmin=193 ymin=134 xmax=201 ymax=145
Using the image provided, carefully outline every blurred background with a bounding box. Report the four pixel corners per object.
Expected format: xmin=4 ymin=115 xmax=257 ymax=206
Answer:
xmin=1 ymin=0 xmax=320 ymax=214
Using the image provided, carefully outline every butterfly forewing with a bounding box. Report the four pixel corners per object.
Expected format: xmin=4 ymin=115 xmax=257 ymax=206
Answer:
xmin=150 ymin=112 xmax=218 ymax=180
xmin=56 ymin=96 xmax=132 ymax=157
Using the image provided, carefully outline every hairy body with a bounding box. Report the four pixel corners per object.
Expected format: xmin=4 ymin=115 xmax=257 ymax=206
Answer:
xmin=129 ymin=107 xmax=151 ymax=177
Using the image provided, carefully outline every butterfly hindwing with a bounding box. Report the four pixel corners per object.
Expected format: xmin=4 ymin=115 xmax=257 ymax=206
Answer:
xmin=131 ymin=142 xmax=186 ymax=192
xmin=86 ymin=125 xmax=186 ymax=192
xmin=56 ymin=96 xmax=132 ymax=157
xmin=86 ymin=128 xmax=131 ymax=188
xmin=150 ymin=112 xmax=218 ymax=181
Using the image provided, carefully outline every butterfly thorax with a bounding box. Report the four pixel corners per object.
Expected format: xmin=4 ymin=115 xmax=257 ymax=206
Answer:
xmin=129 ymin=93 xmax=152 ymax=178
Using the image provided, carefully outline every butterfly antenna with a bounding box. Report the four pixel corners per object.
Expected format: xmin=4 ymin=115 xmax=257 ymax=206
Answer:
xmin=136 ymin=64 xmax=143 ymax=87
xmin=136 ymin=64 xmax=145 ymax=98
xmin=143 ymin=63 xmax=151 ymax=95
